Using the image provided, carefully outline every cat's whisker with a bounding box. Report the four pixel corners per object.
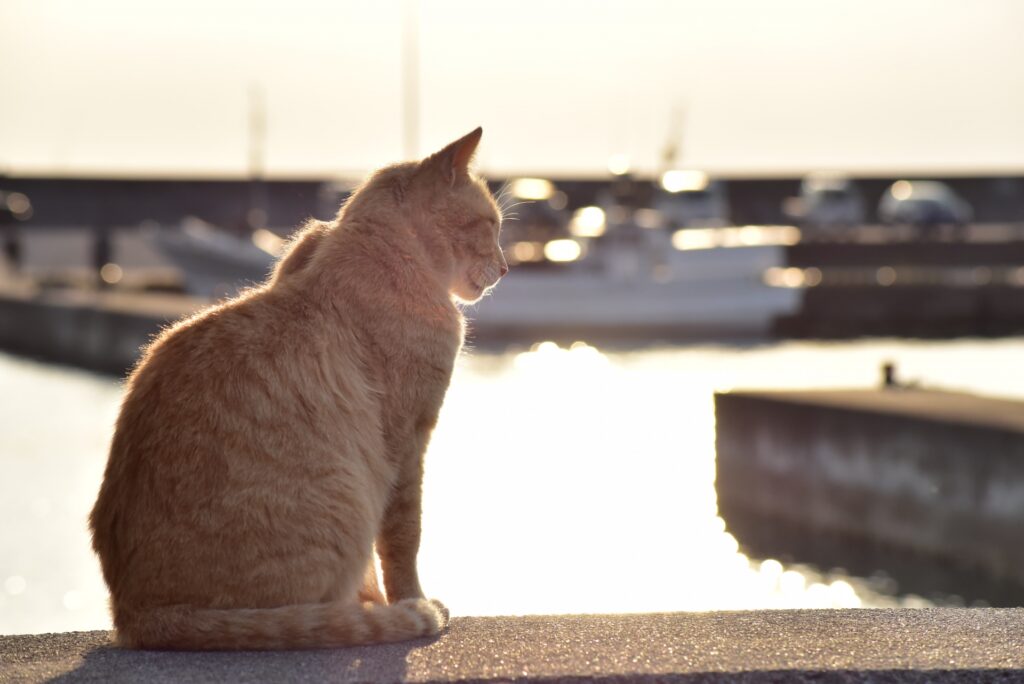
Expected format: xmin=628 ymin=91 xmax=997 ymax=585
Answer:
xmin=498 ymin=200 xmax=530 ymax=223
xmin=494 ymin=179 xmax=513 ymax=201
xmin=495 ymin=189 xmax=518 ymax=205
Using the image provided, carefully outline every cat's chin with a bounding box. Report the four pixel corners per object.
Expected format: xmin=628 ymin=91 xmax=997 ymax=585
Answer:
xmin=453 ymin=263 xmax=503 ymax=304
xmin=453 ymin=276 xmax=498 ymax=304
xmin=452 ymin=285 xmax=486 ymax=304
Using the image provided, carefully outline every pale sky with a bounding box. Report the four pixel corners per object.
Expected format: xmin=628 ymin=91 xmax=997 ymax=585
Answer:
xmin=2 ymin=0 xmax=1022 ymax=179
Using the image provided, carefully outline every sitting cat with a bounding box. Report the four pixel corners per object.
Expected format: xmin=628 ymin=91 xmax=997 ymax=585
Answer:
xmin=89 ymin=127 xmax=506 ymax=650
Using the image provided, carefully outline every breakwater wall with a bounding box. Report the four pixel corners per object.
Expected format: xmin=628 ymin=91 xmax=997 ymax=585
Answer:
xmin=715 ymin=389 xmax=1024 ymax=589
xmin=0 ymin=286 xmax=200 ymax=374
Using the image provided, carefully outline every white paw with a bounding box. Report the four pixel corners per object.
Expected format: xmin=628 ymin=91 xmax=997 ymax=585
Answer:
xmin=396 ymin=597 xmax=447 ymax=635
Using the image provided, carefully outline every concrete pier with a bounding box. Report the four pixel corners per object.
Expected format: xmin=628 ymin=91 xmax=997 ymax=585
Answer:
xmin=715 ymin=389 xmax=1024 ymax=590
xmin=3 ymin=610 xmax=1024 ymax=682
xmin=0 ymin=284 xmax=202 ymax=374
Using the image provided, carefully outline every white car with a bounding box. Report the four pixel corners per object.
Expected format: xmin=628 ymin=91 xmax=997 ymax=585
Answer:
xmin=798 ymin=176 xmax=864 ymax=239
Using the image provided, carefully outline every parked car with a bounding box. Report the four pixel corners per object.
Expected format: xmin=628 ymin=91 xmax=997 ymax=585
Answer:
xmin=878 ymin=180 xmax=973 ymax=240
xmin=796 ymin=175 xmax=864 ymax=240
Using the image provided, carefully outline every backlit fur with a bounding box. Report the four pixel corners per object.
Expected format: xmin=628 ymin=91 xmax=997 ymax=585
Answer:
xmin=89 ymin=128 xmax=505 ymax=650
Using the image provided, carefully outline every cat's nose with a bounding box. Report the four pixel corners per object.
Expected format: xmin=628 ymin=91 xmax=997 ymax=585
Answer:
xmin=499 ymin=264 xmax=508 ymax=277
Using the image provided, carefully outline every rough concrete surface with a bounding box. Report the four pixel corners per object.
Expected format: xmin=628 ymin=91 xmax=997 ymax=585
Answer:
xmin=2 ymin=609 xmax=1023 ymax=683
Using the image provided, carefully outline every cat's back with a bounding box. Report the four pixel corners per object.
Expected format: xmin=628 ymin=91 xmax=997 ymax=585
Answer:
xmin=125 ymin=287 xmax=344 ymax=411
xmin=91 ymin=285 xmax=387 ymax=593
xmin=101 ymin=286 xmax=381 ymax=503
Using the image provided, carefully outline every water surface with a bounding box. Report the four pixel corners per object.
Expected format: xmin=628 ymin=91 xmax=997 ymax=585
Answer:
xmin=2 ymin=338 xmax=1023 ymax=634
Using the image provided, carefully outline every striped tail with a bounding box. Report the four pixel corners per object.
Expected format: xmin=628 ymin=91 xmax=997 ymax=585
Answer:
xmin=115 ymin=598 xmax=447 ymax=650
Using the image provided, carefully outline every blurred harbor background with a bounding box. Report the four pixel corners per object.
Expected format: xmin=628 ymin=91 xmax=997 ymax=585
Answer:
xmin=3 ymin=0 xmax=1024 ymax=635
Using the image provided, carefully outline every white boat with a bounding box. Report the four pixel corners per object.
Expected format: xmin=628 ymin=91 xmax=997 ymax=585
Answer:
xmin=149 ymin=217 xmax=278 ymax=298
xmin=467 ymin=228 xmax=800 ymax=340
xmin=150 ymin=216 xmax=800 ymax=341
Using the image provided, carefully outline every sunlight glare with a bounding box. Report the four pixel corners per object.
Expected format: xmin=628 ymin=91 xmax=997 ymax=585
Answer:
xmin=569 ymin=206 xmax=607 ymax=238
xmin=660 ymin=169 xmax=709 ymax=193
xmin=511 ymin=241 xmax=545 ymax=263
xmin=510 ymin=178 xmax=555 ymax=201
xmin=544 ymin=238 xmax=583 ymax=262
xmin=607 ymin=154 xmax=631 ymax=176
xmin=779 ymin=571 xmax=807 ymax=596
xmin=673 ymin=225 xmax=800 ymax=251
xmin=764 ymin=267 xmax=807 ymax=288
xmin=891 ymin=180 xmax=913 ymax=200
xmin=672 ymin=228 xmax=717 ymax=251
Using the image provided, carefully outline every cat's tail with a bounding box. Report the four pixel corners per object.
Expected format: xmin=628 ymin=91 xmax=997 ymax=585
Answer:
xmin=114 ymin=598 xmax=448 ymax=650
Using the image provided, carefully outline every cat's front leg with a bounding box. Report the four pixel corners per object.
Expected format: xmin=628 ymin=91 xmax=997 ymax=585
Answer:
xmin=377 ymin=479 xmax=450 ymax=625
xmin=377 ymin=459 xmax=426 ymax=603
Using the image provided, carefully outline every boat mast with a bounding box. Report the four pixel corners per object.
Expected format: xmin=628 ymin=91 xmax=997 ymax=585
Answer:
xmin=401 ymin=0 xmax=420 ymax=161
xmin=247 ymin=84 xmax=268 ymax=232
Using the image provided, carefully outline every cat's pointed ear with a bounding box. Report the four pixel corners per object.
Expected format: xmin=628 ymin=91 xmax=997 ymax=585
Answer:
xmin=425 ymin=127 xmax=483 ymax=186
xmin=450 ymin=126 xmax=483 ymax=175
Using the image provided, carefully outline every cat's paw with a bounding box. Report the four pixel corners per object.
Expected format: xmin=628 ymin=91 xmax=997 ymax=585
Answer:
xmin=428 ymin=598 xmax=450 ymax=627
xmin=395 ymin=598 xmax=448 ymax=635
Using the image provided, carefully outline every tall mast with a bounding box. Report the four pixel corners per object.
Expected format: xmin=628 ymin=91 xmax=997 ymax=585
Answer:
xmin=247 ymin=84 xmax=268 ymax=230
xmin=402 ymin=0 xmax=420 ymax=160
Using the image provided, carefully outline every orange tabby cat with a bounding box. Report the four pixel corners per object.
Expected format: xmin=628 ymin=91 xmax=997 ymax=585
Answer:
xmin=89 ymin=128 xmax=506 ymax=650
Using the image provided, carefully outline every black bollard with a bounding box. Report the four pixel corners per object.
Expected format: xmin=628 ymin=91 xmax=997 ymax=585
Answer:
xmin=882 ymin=361 xmax=897 ymax=388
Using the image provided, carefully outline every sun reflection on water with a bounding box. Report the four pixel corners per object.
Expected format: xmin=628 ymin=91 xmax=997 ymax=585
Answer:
xmin=420 ymin=340 xmax=881 ymax=617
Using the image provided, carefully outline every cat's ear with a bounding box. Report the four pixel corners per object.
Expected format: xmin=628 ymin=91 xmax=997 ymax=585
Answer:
xmin=424 ymin=127 xmax=483 ymax=186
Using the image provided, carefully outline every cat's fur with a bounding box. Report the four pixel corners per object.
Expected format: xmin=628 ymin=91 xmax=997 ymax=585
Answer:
xmin=89 ymin=128 xmax=506 ymax=650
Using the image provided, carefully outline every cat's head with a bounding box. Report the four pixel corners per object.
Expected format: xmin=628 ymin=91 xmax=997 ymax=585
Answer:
xmin=410 ymin=128 xmax=507 ymax=303
xmin=329 ymin=128 xmax=507 ymax=303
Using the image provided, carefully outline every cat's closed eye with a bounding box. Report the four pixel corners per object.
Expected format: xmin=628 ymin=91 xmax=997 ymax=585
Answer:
xmin=461 ymin=217 xmax=495 ymax=231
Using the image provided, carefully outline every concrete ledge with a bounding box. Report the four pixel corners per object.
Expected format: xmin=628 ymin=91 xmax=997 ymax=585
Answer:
xmin=2 ymin=610 xmax=1023 ymax=682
